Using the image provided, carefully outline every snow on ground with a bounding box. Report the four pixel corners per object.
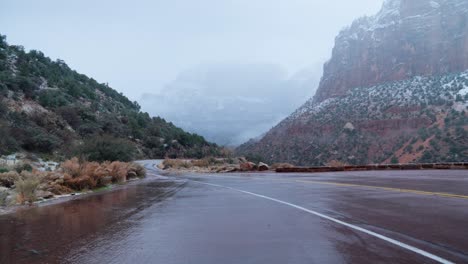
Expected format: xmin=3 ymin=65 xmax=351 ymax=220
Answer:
xmin=458 ymin=84 xmax=468 ymax=96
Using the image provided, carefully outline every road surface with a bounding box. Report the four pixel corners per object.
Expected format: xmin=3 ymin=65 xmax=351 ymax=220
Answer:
xmin=1 ymin=160 xmax=468 ymax=263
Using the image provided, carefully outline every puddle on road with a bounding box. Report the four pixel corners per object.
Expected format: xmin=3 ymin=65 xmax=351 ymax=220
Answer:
xmin=0 ymin=180 xmax=183 ymax=264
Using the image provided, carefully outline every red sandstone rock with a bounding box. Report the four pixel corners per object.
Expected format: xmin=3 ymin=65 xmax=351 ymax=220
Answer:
xmin=314 ymin=0 xmax=468 ymax=103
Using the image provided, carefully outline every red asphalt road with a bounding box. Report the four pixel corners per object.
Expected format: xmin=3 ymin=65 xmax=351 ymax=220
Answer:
xmin=1 ymin=161 xmax=467 ymax=264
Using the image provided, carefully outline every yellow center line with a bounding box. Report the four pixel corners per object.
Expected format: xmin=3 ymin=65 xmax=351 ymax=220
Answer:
xmin=295 ymin=180 xmax=468 ymax=200
xmin=180 ymin=172 xmax=468 ymax=199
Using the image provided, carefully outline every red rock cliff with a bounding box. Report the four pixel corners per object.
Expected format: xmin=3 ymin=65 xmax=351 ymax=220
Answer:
xmin=237 ymin=0 xmax=468 ymax=166
xmin=313 ymin=0 xmax=468 ymax=103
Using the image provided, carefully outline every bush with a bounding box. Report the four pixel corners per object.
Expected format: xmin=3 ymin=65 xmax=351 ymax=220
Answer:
xmin=14 ymin=173 xmax=40 ymax=204
xmin=14 ymin=163 xmax=33 ymax=173
xmin=78 ymin=135 xmax=137 ymax=162
xmin=0 ymin=122 xmax=19 ymax=155
xmin=48 ymin=183 xmax=73 ymax=195
xmin=59 ymin=158 xmax=145 ymax=190
xmin=105 ymin=161 xmax=127 ymax=183
xmin=57 ymin=106 xmax=82 ymax=129
xmin=63 ymin=174 xmax=94 ymax=191
xmin=191 ymin=157 xmax=224 ymax=167
xmin=21 ymin=129 xmax=62 ymax=153
xmin=0 ymin=171 xmax=20 ymax=188
xmin=62 ymin=159 xmax=106 ymax=190
xmin=38 ymin=90 xmax=69 ymax=108
xmin=128 ymin=163 xmax=146 ymax=178
xmin=162 ymin=159 xmax=192 ymax=169
xmin=191 ymin=158 xmax=212 ymax=167
xmin=0 ymin=189 xmax=8 ymax=206
xmin=61 ymin=157 xmax=82 ymax=178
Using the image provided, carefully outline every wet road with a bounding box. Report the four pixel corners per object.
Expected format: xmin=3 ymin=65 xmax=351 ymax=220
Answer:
xmin=1 ymin=161 xmax=468 ymax=264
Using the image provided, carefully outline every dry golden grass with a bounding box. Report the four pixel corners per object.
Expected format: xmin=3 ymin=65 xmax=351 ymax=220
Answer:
xmin=163 ymin=159 xmax=192 ymax=169
xmin=64 ymin=175 xmax=93 ymax=191
xmin=59 ymin=159 xmax=147 ymax=191
xmin=1 ymin=158 xmax=147 ymax=204
xmin=61 ymin=157 xmax=82 ymax=178
xmin=48 ymin=183 xmax=73 ymax=195
xmin=15 ymin=172 xmax=40 ymax=205
xmin=163 ymin=158 xmax=226 ymax=169
xmin=191 ymin=158 xmax=211 ymax=167
xmin=107 ymin=161 xmax=129 ymax=183
xmin=0 ymin=171 xmax=20 ymax=188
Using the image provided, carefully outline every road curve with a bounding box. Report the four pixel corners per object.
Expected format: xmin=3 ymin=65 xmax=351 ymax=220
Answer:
xmin=1 ymin=160 xmax=467 ymax=264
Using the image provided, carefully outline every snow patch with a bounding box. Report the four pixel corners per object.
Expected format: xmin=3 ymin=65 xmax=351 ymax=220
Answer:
xmin=458 ymin=85 xmax=468 ymax=96
xmin=347 ymin=0 xmax=402 ymax=34
xmin=289 ymin=98 xmax=336 ymax=119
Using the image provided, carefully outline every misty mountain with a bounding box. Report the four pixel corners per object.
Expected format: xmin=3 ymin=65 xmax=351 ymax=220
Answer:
xmin=238 ymin=0 xmax=468 ymax=165
xmin=140 ymin=63 xmax=320 ymax=146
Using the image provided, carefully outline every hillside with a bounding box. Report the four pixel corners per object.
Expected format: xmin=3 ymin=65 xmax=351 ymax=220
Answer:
xmin=0 ymin=35 xmax=221 ymax=160
xmin=237 ymin=0 xmax=468 ymax=166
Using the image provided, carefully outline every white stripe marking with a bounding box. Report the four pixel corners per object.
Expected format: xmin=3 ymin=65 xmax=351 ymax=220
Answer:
xmin=196 ymin=181 xmax=454 ymax=264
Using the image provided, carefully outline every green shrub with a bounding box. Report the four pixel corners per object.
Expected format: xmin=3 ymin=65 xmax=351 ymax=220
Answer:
xmin=38 ymin=90 xmax=69 ymax=108
xmin=0 ymin=122 xmax=19 ymax=155
xmin=22 ymin=131 xmax=62 ymax=153
xmin=14 ymin=163 xmax=33 ymax=173
xmin=57 ymin=106 xmax=82 ymax=129
xmin=78 ymin=135 xmax=137 ymax=162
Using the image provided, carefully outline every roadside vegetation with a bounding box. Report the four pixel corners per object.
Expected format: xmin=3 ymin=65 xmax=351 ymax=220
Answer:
xmin=159 ymin=157 xmax=295 ymax=173
xmin=0 ymin=158 xmax=146 ymax=206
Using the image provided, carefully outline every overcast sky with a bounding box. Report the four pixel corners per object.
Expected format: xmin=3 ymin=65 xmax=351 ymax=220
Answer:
xmin=1 ymin=0 xmax=383 ymax=102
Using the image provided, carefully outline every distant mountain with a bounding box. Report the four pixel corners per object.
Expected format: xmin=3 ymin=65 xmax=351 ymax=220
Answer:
xmin=0 ymin=35 xmax=220 ymax=159
xmin=140 ymin=63 xmax=319 ymax=146
xmin=237 ymin=0 xmax=468 ymax=165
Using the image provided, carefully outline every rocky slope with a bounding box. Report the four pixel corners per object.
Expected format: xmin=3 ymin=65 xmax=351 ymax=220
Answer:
xmin=315 ymin=0 xmax=468 ymax=103
xmin=0 ymin=35 xmax=221 ymax=160
xmin=237 ymin=0 xmax=468 ymax=166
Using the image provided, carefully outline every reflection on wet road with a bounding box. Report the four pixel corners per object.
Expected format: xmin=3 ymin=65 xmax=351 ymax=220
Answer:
xmin=1 ymin=161 xmax=467 ymax=263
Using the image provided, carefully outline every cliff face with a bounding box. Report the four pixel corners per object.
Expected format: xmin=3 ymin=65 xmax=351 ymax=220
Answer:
xmin=237 ymin=0 xmax=468 ymax=166
xmin=314 ymin=0 xmax=468 ymax=103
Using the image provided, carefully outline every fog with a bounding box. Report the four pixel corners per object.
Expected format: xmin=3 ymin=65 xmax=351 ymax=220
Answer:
xmin=1 ymin=0 xmax=384 ymax=145
xmin=140 ymin=63 xmax=321 ymax=145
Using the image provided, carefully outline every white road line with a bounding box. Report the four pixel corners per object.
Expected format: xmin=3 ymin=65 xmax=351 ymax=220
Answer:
xmin=195 ymin=181 xmax=454 ymax=264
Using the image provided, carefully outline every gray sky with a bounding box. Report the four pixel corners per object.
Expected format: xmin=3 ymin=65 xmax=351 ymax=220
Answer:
xmin=1 ymin=0 xmax=383 ymax=102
